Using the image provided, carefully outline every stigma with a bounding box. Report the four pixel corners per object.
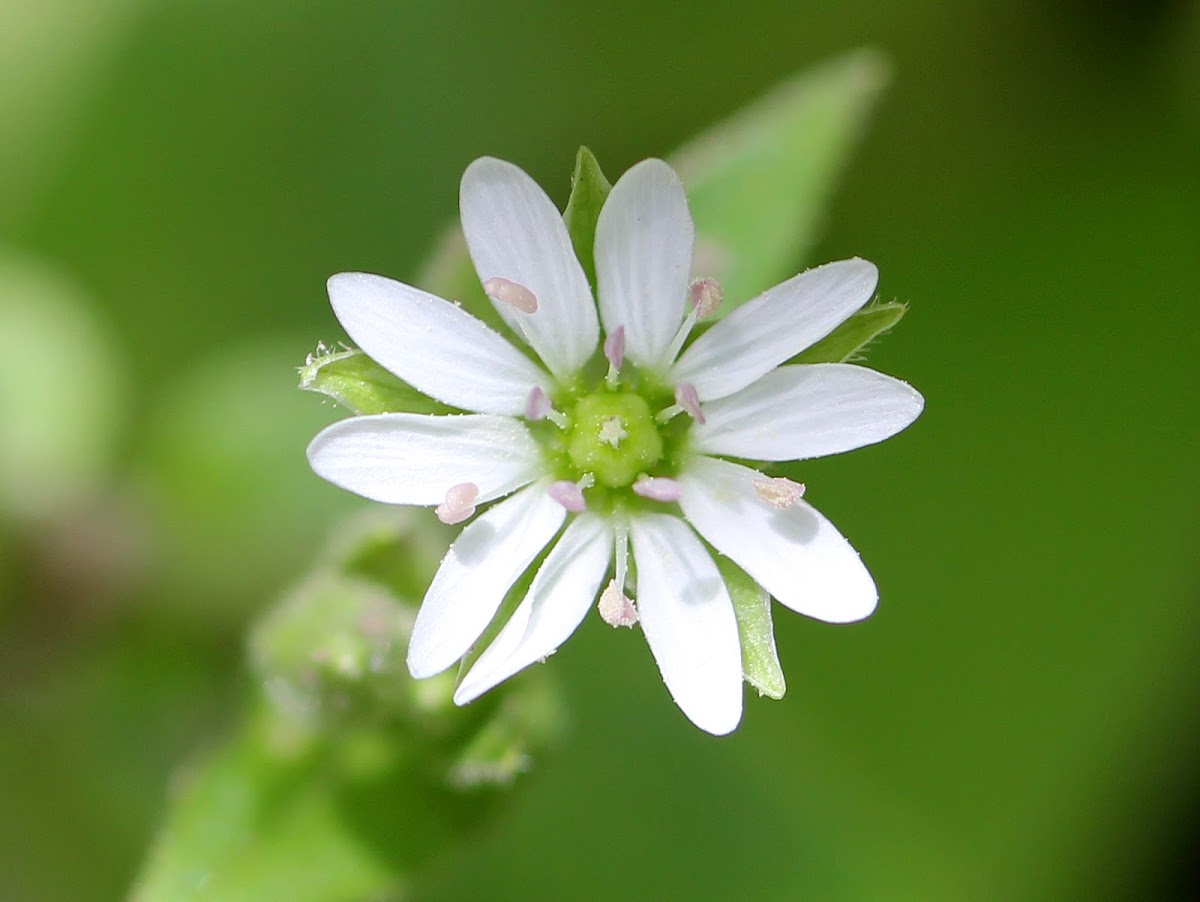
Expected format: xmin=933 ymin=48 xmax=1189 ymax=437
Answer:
xmin=597 ymin=416 xmax=628 ymax=448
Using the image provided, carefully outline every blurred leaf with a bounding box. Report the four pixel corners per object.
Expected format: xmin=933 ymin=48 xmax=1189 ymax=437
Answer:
xmin=299 ymin=345 xmax=451 ymax=415
xmin=251 ymin=512 xmax=446 ymax=728
xmin=329 ymin=510 xmax=446 ymax=603
xmin=717 ymin=558 xmax=786 ymax=700
xmin=251 ymin=572 xmax=416 ymax=727
xmin=132 ymin=696 xmax=560 ymax=902
xmin=134 ymin=515 xmax=565 ymax=901
xmin=130 ymin=712 xmax=405 ymax=902
xmin=415 ymin=51 xmax=887 ymax=342
xmin=448 ymin=675 xmax=562 ymax=790
xmin=562 ymin=146 xmax=612 ymax=291
xmin=0 ymin=0 xmax=146 ymax=225
xmin=792 ymin=301 xmax=907 ymax=364
xmin=0 ymin=252 xmax=125 ymax=522
xmin=139 ymin=340 xmax=358 ymax=614
xmin=674 ymin=49 xmax=890 ymax=311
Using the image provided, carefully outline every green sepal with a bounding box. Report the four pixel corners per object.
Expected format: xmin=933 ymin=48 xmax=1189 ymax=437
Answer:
xmin=791 ymin=300 xmax=908 ymax=365
xmin=562 ymin=146 xmax=612 ymax=291
xmin=298 ymin=344 xmax=452 ymax=415
xmin=716 ymin=557 xmax=786 ymax=700
xmin=675 ymin=49 xmax=890 ymax=313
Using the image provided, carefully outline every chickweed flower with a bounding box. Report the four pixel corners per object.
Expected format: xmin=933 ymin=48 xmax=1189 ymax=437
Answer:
xmin=307 ymin=157 xmax=923 ymax=735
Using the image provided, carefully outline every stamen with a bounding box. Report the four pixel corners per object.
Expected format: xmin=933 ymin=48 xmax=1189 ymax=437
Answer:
xmin=597 ymin=415 xmax=627 ymax=448
xmin=752 ymin=476 xmax=806 ymax=509
xmin=655 ymin=403 xmax=682 ymax=424
xmin=548 ymin=480 xmax=587 ymax=513
xmin=598 ymin=579 xmax=638 ymax=628
xmin=604 ymin=326 xmax=625 ymax=370
xmin=525 ymin=386 xmax=551 ymax=421
xmin=613 ymin=519 xmax=629 ymax=591
xmin=436 ymin=482 xmax=479 ymax=524
xmin=662 ymin=278 xmax=723 ymax=364
xmin=483 ymin=277 xmax=538 ymax=314
xmin=674 ymin=382 xmax=706 ymax=424
xmin=687 ymin=277 xmax=723 ymax=319
xmin=663 ymin=311 xmax=698 ymax=364
xmin=525 ymin=385 xmax=568 ymax=429
xmin=632 ymin=475 xmax=683 ymax=503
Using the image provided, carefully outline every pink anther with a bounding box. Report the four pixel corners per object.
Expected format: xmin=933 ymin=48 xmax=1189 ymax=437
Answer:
xmin=435 ymin=482 xmax=479 ymax=524
xmin=483 ymin=277 xmax=538 ymax=313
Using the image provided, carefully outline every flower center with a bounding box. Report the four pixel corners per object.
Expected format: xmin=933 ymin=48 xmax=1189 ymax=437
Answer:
xmin=566 ymin=392 xmax=663 ymax=487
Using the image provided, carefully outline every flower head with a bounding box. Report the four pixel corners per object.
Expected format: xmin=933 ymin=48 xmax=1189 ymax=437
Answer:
xmin=307 ymin=157 xmax=924 ymax=735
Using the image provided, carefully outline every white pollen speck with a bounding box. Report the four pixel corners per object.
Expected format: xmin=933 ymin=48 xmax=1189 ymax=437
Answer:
xmin=598 ymin=579 xmax=638 ymax=628
xmin=598 ymin=416 xmax=627 ymax=448
xmin=752 ymin=476 xmax=806 ymax=509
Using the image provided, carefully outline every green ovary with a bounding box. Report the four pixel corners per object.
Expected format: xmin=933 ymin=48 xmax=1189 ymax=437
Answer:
xmin=566 ymin=392 xmax=663 ymax=487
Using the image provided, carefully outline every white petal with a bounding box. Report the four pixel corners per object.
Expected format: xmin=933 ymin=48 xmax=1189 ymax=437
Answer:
xmin=454 ymin=515 xmax=612 ymax=704
xmin=328 ymin=271 xmax=548 ymax=415
xmin=307 ymin=413 xmax=540 ymax=505
xmin=630 ymin=513 xmax=742 ymax=735
xmin=671 ymin=258 xmax=878 ymax=401
xmin=407 ymin=484 xmax=566 ymax=679
xmin=692 ymin=363 xmax=924 ymax=461
xmin=678 ymin=457 xmax=877 ymax=624
xmin=460 ymin=158 xmax=599 ymax=379
xmin=595 ymin=159 xmax=695 ymax=371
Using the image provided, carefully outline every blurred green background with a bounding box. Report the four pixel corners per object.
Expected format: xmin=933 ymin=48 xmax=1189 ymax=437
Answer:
xmin=2 ymin=0 xmax=1199 ymax=899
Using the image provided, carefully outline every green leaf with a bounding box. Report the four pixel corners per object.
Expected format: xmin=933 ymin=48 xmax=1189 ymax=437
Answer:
xmin=298 ymin=344 xmax=451 ymax=415
xmin=130 ymin=715 xmax=405 ymax=902
xmin=716 ymin=558 xmax=786 ymax=700
xmin=134 ymin=515 xmax=566 ymax=901
xmin=562 ymin=146 xmax=612 ymax=291
xmin=132 ymin=685 xmax=561 ymax=902
xmin=791 ymin=300 xmax=907 ymax=364
xmin=674 ymin=49 xmax=890 ymax=312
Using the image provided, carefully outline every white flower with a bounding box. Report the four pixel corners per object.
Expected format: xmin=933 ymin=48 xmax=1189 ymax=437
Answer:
xmin=307 ymin=157 xmax=924 ymax=735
